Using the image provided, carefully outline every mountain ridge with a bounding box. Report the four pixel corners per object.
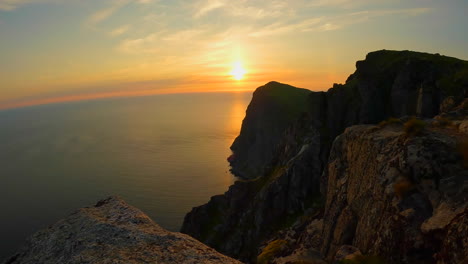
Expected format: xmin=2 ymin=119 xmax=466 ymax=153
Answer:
xmin=182 ymin=49 xmax=468 ymax=263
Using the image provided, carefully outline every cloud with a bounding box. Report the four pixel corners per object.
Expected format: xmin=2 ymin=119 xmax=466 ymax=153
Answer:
xmin=118 ymin=32 xmax=163 ymax=54
xmin=0 ymin=0 xmax=60 ymax=11
xmin=307 ymin=0 xmax=394 ymax=8
xmin=162 ymin=29 xmax=205 ymax=42
xmin=248 ymin=7 xmax=432 ymax=37
xmin=194 ymin=0 xmax=225 ymax=18
xmin=192 ymin=0 xmax=292 ymax=20
xmin=229 ymin=1 xmax=289 ymax=19
xmin=308 ymin=0 xmax=354 ymax=7
xmin=109 ymin=25 xmax=131 ymax=37
xmin=85 ymin=0 xmax=159 ymax=27
xmin=350 ymin=7 xmax=432 ymax=17
xmin=86 ymin=0 xmax=130 ymax=27
xmin=249 ymin=18 xmax=324 ymax=37
xmin=0 ymin=0 xmax=152 ymax=11
xmin=117 ymin=28 xmax=207 ymax=54
xmin=0 ymin=0 xmax=35 ymax=10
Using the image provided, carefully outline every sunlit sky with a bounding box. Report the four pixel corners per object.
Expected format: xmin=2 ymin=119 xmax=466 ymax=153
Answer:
xmin=0 ymin=0 xmax=467 ymax=109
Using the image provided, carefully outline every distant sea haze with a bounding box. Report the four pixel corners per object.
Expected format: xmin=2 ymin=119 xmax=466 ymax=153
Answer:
xmin=0 ymin=92 xmax=252 ymax=260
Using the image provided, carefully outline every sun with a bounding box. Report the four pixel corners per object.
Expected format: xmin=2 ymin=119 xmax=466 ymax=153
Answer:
xmin=230 ymin=61 xmax=246 ymax=81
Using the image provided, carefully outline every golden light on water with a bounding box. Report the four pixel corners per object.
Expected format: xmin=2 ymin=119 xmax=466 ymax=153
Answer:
xmin=230 ymin=61 xmax=246 ymax=81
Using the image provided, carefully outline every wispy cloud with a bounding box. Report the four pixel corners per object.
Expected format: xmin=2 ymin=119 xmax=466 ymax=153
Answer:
xmin=136 ymin=0 xmax=155 ymax=4
xmin=307 ymin=0 xmax=395 ymax=8
xmin=350 ymin=7 xmax=433 ymax=17
xmin=86 ymin=0 xmax=129 ymax=27
xmin=0 ymin=0 xmax=27 ymax=10
xmin=0 ymin=0 xmax=63 ymax=11
xmin=248 ymin=7 xmax=432 ymax=37
xmin=117 ymin=28 xmax=207 ymax=54
xmin=86 ymin=0 xmax=157 ymax=27
xmin=0 ymin=0 xmax=154 ymax=11
xmin=194 ymin=0 xmax=225 ymax=18
xmin=192 ymin=0 xmax=292 ymax=19
xmin=109 ymin=24 xmax=131 ymax=37
xmin=308 ymin=0 xmax=355 ymax=8
xmin=249 ymin=18 xmax=323 ymax=37
xmin=162 ymin=29 xmax=205 ymax=42
xmin=118 ymin=32 xmax=163 ymax=54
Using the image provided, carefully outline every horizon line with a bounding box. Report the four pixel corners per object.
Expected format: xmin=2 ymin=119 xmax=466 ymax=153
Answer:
xmin=0 ymin=87 xmax=256 ymax=112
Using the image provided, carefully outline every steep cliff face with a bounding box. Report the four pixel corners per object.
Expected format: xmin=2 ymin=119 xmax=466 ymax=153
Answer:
xmin=229 ymin=81 xmax=312 ymax=179
xmin=182 ymin=50 xmax=468 ymax=263
xmin=183 ymin=115 xmax=323 ymax=261
xmin=253 ymin=110 xmax=467 ymax=264
xmin=4 ymin=197 xmax=240 ymax=264
xmin=346 ymin=50 xmax=467 ymax=121
xmin=319 ymin=50 xmax=468 ymax=141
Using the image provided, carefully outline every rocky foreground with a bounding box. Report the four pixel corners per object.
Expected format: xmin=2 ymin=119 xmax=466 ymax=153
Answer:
xmin=3 ymin=197 xmax=240 ymax=264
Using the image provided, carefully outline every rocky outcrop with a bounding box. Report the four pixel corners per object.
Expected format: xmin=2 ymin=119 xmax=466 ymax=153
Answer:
xmin=4 ymin=197 xmax=240 ymax=264
xmin=182 ymin=50 xmax=468 ymax=263
xmin=252 ymin=113 xmax=467 ymax=264
xmin=321 ymin=122 xmax=467 ymax=263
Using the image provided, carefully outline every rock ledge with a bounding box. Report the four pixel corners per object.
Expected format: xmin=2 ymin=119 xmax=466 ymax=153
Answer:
xmin=4 ymin=196 xmax=240 ymax=264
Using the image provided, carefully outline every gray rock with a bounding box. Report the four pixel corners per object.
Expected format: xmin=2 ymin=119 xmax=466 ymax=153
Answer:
xmin=321 ymin=124 xmax=467 ymax=264
xmin=434 ymin=208 xmax=468 ymax=264
xmin=4 ymin=197 xmax=241 ymax=264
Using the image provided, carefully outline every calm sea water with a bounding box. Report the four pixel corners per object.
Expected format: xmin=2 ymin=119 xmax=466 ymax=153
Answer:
xmin=0 ymin=92 xmax=252 ymax=260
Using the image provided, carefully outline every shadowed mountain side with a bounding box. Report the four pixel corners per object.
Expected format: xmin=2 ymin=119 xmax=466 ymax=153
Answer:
xmin=229 ymin=50 xmax=468 ymax=180
xmin=182 ymin=50 xmax=468 ymax=263
xmin=229 ymin=81 xmax=312 ymax=179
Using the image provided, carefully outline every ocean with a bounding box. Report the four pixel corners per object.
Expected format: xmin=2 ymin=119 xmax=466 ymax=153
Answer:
xmin=0 ymin=92 xmax=252 ymax=260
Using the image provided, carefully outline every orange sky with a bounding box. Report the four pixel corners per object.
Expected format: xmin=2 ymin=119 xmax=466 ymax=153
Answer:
xmin=1 ymin=0 xmax=467 ymax=110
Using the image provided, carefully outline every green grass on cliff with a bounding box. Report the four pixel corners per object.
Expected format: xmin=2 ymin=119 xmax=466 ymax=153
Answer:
xmin=378 ymin=117 xmax=402 ymax=127
xmin=365 ymin=50 xmax=468 ymax=70
xmin=257 ymin=239 xmax=288 ymax=264
xmin=258 ymin=81 xmax=312 ymax=118
xmin=350 ymin=50 xmax=468 ymax=97
xmin=403 ymin=118 xmax=427 ymax=136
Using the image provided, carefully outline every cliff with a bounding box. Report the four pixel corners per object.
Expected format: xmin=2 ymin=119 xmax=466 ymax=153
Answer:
xmin=4 ymin=197 xmax=240 ymax=264
xmin=256 ymin=115 xmax=467 ymax=264
xmin=229 ymin=81 xmax=312 ymax=179
xmin=182 ymin=50 xmax=468 ymax=263
xmin=229 ymin=50 xmax=468 ymax=180
xmin=320 ymin=121 xmax=467 ymax=263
